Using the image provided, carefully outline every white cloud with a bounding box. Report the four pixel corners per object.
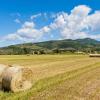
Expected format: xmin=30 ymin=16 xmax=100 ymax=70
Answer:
xmin=71 ymin=5 xmax=91 ymax=17
xmin=4 ymin=21 xmax=50 ymax=42
xmin=41 ymin=26 xmax=50 ymax=33
xmin=30 ymin=13 xmax=42 ymax=20
xmin=2 ymin=5 xmax=100 ymax=43
xmin=22 ymin=21 xmax=35 ymax=28
xmin=49 ymin=5 xmax=100 ymax=39
xmin=50 ymin=13 xmax=67 ymax=29
xmin=4 ymin=33 xmax=22 ymax=41
xmin=85 ymin=11 xmax=100 ymax=32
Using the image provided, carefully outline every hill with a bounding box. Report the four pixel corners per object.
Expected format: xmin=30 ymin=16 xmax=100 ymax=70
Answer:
xmin=0 ymin=38 xmax=100 ymax=54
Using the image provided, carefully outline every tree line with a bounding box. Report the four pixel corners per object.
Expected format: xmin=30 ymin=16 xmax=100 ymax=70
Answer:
xmin=0 ymin=45 xmax=100 ymax=55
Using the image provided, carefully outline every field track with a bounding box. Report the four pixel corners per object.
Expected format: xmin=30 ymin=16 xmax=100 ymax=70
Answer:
xmin=0 ymin=55 xmax=100 ymax=100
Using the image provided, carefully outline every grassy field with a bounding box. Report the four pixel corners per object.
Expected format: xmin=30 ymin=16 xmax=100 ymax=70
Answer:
xmin=0 ymin=55 xmax=100 ymax=100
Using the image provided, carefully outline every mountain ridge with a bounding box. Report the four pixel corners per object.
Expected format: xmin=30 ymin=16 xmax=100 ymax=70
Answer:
xmin=0 ymin=38 xmax=100 ymax=54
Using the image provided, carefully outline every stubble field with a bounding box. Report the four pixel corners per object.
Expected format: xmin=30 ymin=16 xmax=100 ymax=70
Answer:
xmin=0 ymin=54 xmax=100 ymax=100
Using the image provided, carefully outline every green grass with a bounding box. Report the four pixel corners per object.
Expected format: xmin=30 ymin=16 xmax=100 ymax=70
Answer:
xmin=0 ymin=55 xmax=100 ymax=100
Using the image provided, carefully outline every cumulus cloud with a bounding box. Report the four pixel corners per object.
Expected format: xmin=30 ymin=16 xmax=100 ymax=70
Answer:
xmin=3 ymin=5 xmax=100 ymax=43
xmin=49 ymin=5 xmax=100 ymax=39
xmin=41 ymin=26 xmax=50 ymax=33
xmin=4 ymin=21 xmax=50 ymax=42
xmin=22 ymin=21 xmax=35 ymax=28
xmin=71 ymin=5 xmax=91 ymax=17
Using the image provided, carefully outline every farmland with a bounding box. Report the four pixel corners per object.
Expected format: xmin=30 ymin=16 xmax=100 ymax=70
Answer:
xmin=0 ymin=54 xmax=100 ymax=100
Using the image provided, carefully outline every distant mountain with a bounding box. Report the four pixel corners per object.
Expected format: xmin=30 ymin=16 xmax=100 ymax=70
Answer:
xmin=0 ymin=38 xmax=100 ymax=54
xmin=34 ymin=38 xmax=100 ymax=49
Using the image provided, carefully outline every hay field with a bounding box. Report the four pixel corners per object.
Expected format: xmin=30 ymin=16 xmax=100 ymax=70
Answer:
xmin=0 ymin=55 xmax=100 ymax=100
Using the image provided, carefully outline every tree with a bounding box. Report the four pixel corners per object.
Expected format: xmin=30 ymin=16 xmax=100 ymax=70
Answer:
xmin=23 ymin=48 xmax=30 ymax=54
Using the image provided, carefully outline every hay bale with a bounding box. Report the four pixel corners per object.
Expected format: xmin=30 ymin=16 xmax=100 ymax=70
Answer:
xmin=0 ymin=64 xmax=8 ymax=89
xmin=89 ymin=54 xmax=100 ymax=57
xmin=11 ymin=65 xmax=33 ymax=81
xmin=2 ymin=66 xmax=32 ymax=92
xmin=0 ymin=64 xmax=7 ymax=77
xmin=21 ymin=67 xmax=33 ymax=82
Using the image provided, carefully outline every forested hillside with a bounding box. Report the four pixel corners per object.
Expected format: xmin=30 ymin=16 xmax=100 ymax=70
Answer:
xmin=0 ymin=38 xmax=100 ymax=55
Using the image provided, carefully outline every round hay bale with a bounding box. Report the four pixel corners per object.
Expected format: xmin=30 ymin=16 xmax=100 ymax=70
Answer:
xmin=11 ymin=65 xmax=33 ymax=82
xmin=2 ymin=67 xmax=32 ymax=92
xmin=0 ymin=64 xmax=7 ymax=77
xmin=89 ymin=54 xmax=100 ymax=57
xmin=0 ymin=64 xmax=8 ymax=89
xmin=21 ymin=67 xmax=33 ymax=82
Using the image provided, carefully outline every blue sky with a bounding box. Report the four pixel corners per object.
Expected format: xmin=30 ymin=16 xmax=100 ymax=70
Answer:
xmin=0 ymin=0 xmax=100 ymax=47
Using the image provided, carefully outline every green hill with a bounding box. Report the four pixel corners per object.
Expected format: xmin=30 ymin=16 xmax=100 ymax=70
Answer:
xmin=0 ymin=38 xmax=100 ymax=54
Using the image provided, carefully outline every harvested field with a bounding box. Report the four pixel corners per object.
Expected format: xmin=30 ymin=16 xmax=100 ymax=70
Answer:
xmin=0 ymin=55 xmax=99 ymax=100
